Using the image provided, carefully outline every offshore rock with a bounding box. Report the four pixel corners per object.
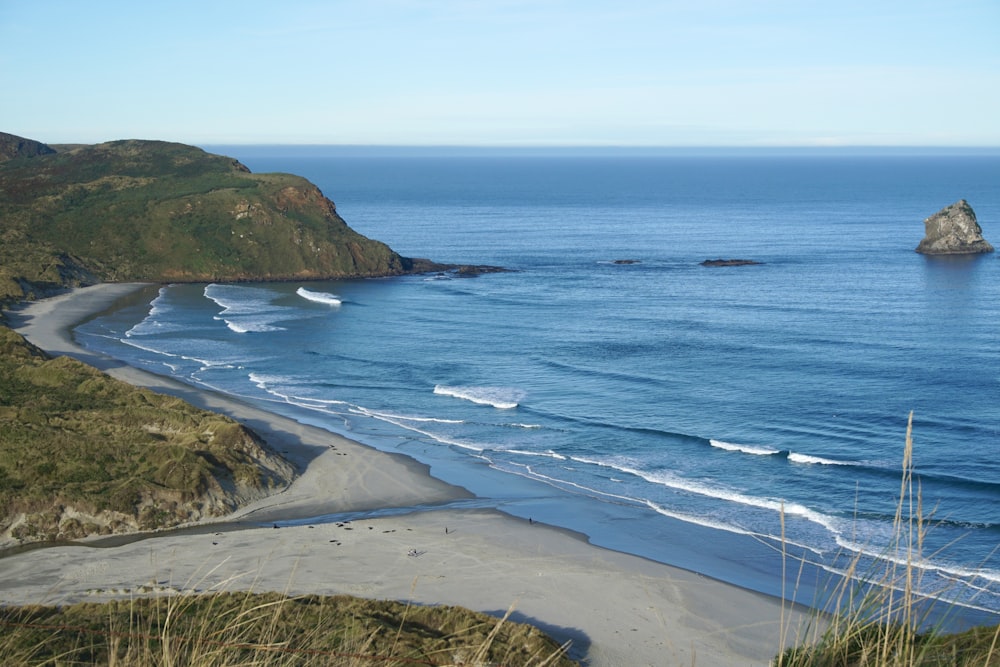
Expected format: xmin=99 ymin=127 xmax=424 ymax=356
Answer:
xmin=916 ymin=200 xmax=994 ymax=255
xmin=700 ymin=258 xmax=762 ymax=267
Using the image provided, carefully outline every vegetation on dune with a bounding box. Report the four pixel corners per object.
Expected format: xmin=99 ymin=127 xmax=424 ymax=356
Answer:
xmin=777 ymin=414 xmax=1000 ymax=666
xmin=0 ymin=592 xmax=575 ymax=666
xmin=0 ymin=326 xmax=293 ymax=544
xmin=0 ymin=134 xmax=411 ymax=306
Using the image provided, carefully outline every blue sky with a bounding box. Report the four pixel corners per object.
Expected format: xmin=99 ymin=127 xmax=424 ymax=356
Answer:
xmin=2 ymin=1 xmax=998 ymax=146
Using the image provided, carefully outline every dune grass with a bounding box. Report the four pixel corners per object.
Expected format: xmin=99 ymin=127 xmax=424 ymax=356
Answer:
xmin=776 ymin=413 xmax=1000 ymax=666
xmin=0 ymin=325 xmax=292 ymax=543
xmin=0 ymin=591 xmax=575 ymax=666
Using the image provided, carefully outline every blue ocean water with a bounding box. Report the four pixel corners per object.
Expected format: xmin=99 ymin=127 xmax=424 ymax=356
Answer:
xmin=76 ymin=149 xmax=1000 ymax=623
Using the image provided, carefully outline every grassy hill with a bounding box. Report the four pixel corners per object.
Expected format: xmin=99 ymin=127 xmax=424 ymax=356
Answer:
xmin=0 ymin=326 xmax=294 ymax=544
xmin=0 ymin=134 xmax=416 ymax=304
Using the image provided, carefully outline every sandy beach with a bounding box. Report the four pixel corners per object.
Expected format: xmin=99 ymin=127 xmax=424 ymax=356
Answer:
xmin=2 ymin=284 xmax=817 ymax=666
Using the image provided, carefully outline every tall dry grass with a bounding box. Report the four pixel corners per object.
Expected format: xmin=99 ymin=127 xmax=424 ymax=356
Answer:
xmin=0 ymin=589 xmax=574 ymax=666
xmin=776 ymin=412 xmax=1000 ymax=666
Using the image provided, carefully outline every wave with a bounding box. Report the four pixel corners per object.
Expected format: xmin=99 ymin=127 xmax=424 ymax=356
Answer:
xmin=568 ymin=454 xmax=847 ymax=536
xmin=788 ymin=452 xmax=851 ymax=465
xmin=500 ymin=448 xmax=568 ymax=461
xmin=296 ymin=287 xmax=342 ymax=306
xmin=353 ymin=407 xmax=485 ymax=452
xmin=498 ymin=461 xmax=649 ymax=506
xmin=205 ymin=283 xmax=288 ymax=333
xmin=708 ymin=438 xmax=1000 ymax=500
xmin=836 ymin=535 xmax=1000 ymax=588
xmin=119 ymin=337 xmax=246 ymax=372
xmin=433 ymin=385 xmax=524 ymax=409
xmin=350 ymin=408 xmax=464 ymax=425
xmin=219 ymin=318 xmax=284 ymax=333
xmin=708 ymin=440 xmax=857 ymax=467
xmin=125 ymin=287 xmax=178 ymax=337
xmin=248 ymin=373 xmax=352 ymax=408
xmin=643 ymin=500 xmax=758 ymax=537
xmin=710 ymin=439 xmax=781 ymax=456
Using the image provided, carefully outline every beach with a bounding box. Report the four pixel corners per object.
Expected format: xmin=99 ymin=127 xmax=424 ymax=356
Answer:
xmin=2 ymin=283 xmax=817 ymax=666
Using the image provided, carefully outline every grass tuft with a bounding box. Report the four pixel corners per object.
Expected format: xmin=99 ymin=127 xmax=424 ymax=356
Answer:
xmin=777 ymin=412 xmax=1000 ymax=666
xmin=0 ymin=591 xmax=576 ymax=666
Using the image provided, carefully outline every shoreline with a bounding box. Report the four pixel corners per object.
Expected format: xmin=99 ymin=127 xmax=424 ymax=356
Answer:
xmin=2 ymin=283 xmax=817 ymax=666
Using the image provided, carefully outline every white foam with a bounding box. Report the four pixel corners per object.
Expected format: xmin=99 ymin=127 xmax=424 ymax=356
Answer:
xmin=710 ymin=439 xmax=780 ymax=456
xmin=296 ymin=287 xmax=342 ymax=306
xmin=120 ymin=338 xmax=181 ymax=358
xmin=569 ymin=455 xmax=845 ymax=536
xmin=126 ymin=287 xmax=175 ymax=337
xmin=362 ymin=410 xmax=464 ymax=425
xmin=643 ymin=500 xmax=756 ymax=536
xmin=507 ymin=465 xmax=646 ymax=505
xmin=788 ymin=452 xmax=849 ymax=465
xmin=221 ymin=318 xmax=283 ymax=333
xmin=502 ymin=448 xmax=568 ymax=461
xmin=836 ymin=535 xmax=1000 ymax=587
xmin=205 ymin=283 xmax=288 ymax=333
xmin=433 ymin=385 xmax=524 ymax=409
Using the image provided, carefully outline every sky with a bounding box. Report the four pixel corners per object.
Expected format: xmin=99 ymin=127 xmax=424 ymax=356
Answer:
xmin=2 ymin=0 xmax=998 ymax=147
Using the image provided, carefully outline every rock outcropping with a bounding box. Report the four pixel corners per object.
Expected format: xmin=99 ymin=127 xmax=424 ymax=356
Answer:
xmin=916 ymin=200 xmax=994 ymax=255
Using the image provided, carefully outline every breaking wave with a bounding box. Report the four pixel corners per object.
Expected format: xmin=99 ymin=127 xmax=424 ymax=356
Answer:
xmin=296 ymin=287 xmax=342 ymax=306
xmin=433 ymin=385 xmax=524 ymax=409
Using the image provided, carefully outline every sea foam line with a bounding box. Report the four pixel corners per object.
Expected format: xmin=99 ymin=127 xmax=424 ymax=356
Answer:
xmin=205 ymin=284 xmax=288 ymax=333
xmin=710 ymin=439 xmax=781 ymax=456
xmin=125 ymin=287 xmax=173 ymax=337
xmin=499 ymin=461 xmax=647 ymax=506
xmin=355 ymin=408 xmax=485 ymax=452
xmin=788 ymin=452 xmax=850 ymax=465
xmin=835 ymin=535 xmax=1000 ymax=587
xmin=219 ymin=318 xmax=285 ymax=334
xmin=569 ymin=455 xmax=846 ymax=536
xmin=433 ymin=384 xmax=524 ymax=409
xmin=296 ymin=287 xmax=342 ymax=306
xmin=501 ymin=448 xmax=568 ymax=461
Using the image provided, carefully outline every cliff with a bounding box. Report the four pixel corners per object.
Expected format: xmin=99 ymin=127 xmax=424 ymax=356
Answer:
xmin=916 ymin=199 xmax=994 ymax=255
xmin=0 ymin=134 xmax=417 ymax=304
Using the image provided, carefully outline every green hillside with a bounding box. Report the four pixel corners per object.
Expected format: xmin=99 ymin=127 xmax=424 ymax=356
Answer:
xmin=0 ymin=326 xmax=294 ymax=544
xmin=0 ymin=134 xmax=414 ymax=303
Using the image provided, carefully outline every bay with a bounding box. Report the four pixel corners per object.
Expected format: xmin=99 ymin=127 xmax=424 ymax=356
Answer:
xmin=76 ymin=149 xmax=1000 ymax=625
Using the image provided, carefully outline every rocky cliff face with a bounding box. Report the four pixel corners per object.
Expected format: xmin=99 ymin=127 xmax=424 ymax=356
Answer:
xmin=916 ymin=200 xmax=994 ymax=255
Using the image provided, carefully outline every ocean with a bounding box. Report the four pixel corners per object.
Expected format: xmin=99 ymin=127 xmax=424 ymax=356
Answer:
xmin=75 ymin=148 xmax=1000 ymax=625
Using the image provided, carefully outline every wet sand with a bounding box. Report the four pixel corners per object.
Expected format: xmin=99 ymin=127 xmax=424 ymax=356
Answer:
xmin=2 ymin=284 xmax=818 ymax=666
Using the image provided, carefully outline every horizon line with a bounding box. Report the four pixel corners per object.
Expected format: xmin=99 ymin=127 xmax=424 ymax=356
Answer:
xmin=193 ymin=143 xmax=1000 ymax=156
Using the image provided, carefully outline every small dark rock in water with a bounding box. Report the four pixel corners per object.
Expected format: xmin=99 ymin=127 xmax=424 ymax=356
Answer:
xmin=613 ymin=259 xmax=641 ymax=265
xmin=454 ymin=264 xmax=510 ymax=276
xmin=407 ymin=258 xmax=510 ymax=276
xmin=916 ymin=200 xmax=994 ymax=255
xmin=700 ymin=259 xmax=762 ymax=267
